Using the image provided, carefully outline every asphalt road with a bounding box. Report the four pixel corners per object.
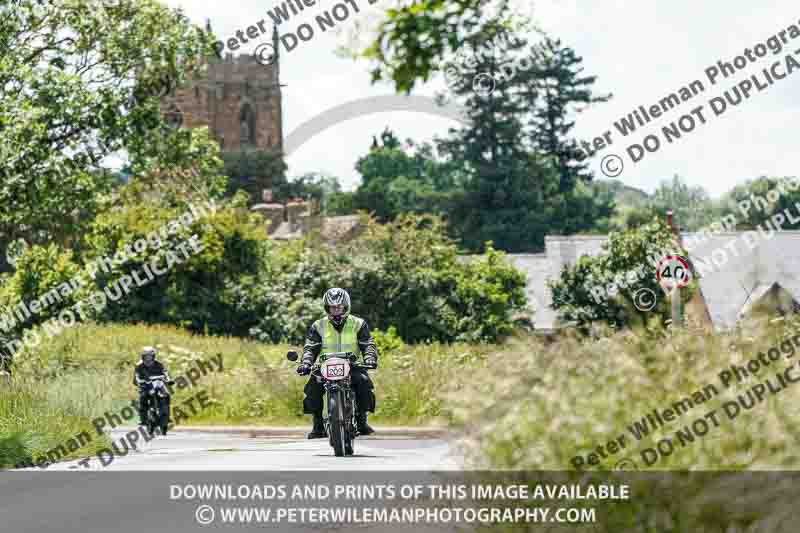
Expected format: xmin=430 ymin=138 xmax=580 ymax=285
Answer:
xmin=7 ymin=429 xmax=465 ymax=533
xmin=44 ymin=428 xmax=462 ymax=471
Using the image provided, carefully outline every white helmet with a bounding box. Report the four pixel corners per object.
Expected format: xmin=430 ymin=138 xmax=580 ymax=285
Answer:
xmin=323 ymin=288 xmax=350 ymax=327
xmin=141 ymin=346 xmax=157 ymax=362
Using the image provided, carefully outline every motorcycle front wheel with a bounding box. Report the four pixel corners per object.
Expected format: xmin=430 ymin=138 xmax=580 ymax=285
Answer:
xmin=327 ymin=389 xmax=348 ymax=457
xmin=345 ymin=393 xmax=355 ymax=455
xmin=157 ymin=396 xmax=170 ymax=435
xmin=146 ymin=407 xmax=157 ymax=435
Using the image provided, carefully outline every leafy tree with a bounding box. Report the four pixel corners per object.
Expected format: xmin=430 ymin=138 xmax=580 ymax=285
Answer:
xmin=650 ymin=175 xmax=718 ymax=230
xmin=611 ymin=204 xmax=661 ymax=231
xmin=609 ymin=175 xmax=718 ymax=231
xmin=718 ymin=176 xmax=800 ymax=230
xmin=545 ymin=180 xmax=616 ymax=235
xmin=354 ymin=129 xmax=463 ymax=221
xmin=359 ymin=0 xmax=519 ymax=93
xmin=371 ymin=128 xmax=402 ymax=150
xmin=127 ymin=127 xmax=229 ymax=204
xmin=0 ymin=244 xmax=86 ymax=360
xmin=0 ymin=0 xmax=214 ymax=261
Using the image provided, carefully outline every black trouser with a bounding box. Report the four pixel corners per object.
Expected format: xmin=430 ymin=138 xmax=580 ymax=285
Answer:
xmin=303 ymin=368 xmax=376 ymax=415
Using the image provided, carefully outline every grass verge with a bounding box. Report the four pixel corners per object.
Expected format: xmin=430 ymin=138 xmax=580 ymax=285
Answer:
xmin=1 ymin=321 xmax=491 ymax=467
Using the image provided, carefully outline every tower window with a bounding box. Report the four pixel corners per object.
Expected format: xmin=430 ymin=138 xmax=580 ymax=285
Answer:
xmin=240 ymin=103 xmax=256 ymax=147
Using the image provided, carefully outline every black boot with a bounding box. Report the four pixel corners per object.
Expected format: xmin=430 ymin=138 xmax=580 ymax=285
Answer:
xmin=357 ymin=412 xmax=375 ymax=436
xmin=307 ymin=412 xmax=327 ymax=439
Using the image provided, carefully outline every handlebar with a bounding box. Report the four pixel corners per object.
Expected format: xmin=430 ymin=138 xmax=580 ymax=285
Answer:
xmin=290 ymin=350 xmax=376 ymax=372
xmin=136 ymin=376 xmax=176 ymax=387
xmin=322 ymin=351 xmax=354 ymax=359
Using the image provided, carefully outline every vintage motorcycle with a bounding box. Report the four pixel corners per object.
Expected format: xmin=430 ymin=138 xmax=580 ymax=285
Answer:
xmin=288 ymin=350 xmax=372 ymax=457
xmin=141 ymin=375 xmax=172 ymax=436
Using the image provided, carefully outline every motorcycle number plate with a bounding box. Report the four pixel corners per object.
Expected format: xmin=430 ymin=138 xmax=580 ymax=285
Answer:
xmin=321 ymin=358 xmax=350 ymax=380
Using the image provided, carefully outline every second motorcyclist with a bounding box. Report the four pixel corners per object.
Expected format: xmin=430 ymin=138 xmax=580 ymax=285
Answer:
xmin=133 ymin=346 xmax=171 ymax=427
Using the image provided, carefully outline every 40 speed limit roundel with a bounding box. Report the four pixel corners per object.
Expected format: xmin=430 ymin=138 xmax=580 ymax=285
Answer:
xmin=656 ymin=255 xmax=692 ymax=288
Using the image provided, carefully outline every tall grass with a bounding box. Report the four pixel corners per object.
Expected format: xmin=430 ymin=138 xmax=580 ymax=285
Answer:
xmin=1 ymin=321 xmax=490 ymax=467
xmin=0 ymin=376 xmax=112 ymax=468
xmin=454 ymin=316 xmax=800 ymax=469
xmin=450 ymin=316 xmax=800 ymax=532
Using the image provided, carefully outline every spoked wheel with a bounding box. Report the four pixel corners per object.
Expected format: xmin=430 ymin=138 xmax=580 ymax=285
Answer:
xmin=327 ymin=389 xmax=347 ymax=457
xmin=146 ymin=408 xmax=157 ymax=435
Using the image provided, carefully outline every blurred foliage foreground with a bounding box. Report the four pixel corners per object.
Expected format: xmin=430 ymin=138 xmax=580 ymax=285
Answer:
xmin=448 ymin=315 xmax=800 ymax=533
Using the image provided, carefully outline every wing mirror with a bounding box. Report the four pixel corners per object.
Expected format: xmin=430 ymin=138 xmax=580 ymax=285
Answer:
xmin=287 ymin=350 xmax=298 ymax=362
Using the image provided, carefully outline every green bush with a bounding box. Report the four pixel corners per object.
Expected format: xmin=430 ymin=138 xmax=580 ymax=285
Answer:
xmin=84 ymin=190 xmax=271 ymax=335
xmin=249 ymin=214 xmax=529 ymax=344
xmin=0 ymin=243 xmax=89 ymax=359
xmin=372 ymin=326 xmax=404 ymax=356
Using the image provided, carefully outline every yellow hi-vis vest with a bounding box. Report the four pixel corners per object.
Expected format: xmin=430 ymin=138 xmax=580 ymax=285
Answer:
xmin=314 ymin=315 xmax=364 ymax=361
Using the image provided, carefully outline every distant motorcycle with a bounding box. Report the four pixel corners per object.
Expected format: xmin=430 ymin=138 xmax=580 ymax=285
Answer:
xmin=141 ymin=375 xmax=173 ymax=436
xmin=288 ymin=350 xmax=372 ymax=457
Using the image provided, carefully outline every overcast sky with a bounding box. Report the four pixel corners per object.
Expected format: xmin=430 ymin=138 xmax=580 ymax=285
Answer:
xmin=164 ymin=0 xmax=799 ymax=197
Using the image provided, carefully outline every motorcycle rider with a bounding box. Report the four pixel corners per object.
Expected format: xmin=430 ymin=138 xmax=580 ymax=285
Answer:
xmin=133 ymin=346 xmax=171 ymax=427
xmin=298 ymin=288 xmax=378 ymax=439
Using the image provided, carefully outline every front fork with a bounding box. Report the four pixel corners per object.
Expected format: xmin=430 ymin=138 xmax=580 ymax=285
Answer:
xmin=325 ymin=383 xmax=357 ymax=437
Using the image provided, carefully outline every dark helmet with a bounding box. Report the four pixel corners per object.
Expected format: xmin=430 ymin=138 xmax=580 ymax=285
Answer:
xmin=323 ymin=288 xmax=350 ymax=327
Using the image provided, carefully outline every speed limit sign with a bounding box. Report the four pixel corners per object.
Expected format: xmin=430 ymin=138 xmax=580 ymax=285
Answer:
xmin=656 ymin=255 xmax=692 ymax=288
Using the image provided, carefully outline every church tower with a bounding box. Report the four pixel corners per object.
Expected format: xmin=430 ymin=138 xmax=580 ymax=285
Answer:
xmin=160 ymin=23 xmax=284 ymax=201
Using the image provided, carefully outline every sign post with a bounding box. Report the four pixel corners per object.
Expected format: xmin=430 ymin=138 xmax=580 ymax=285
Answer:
xmin=656 ymin=255 xmax=692 ymax=328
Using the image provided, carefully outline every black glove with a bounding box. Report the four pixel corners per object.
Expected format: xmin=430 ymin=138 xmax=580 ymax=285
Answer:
xmin=297 ymin=363 xmax=312 ymax=376
xmin=364 ymin=357 xmax=377 ymax=369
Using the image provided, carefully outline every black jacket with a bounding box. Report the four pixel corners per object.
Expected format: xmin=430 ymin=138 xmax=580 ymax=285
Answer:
xmin=133 ymin=360 xmax=169 ymax=387
xmin=302 ymin=315 xmax=378 ymax=366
